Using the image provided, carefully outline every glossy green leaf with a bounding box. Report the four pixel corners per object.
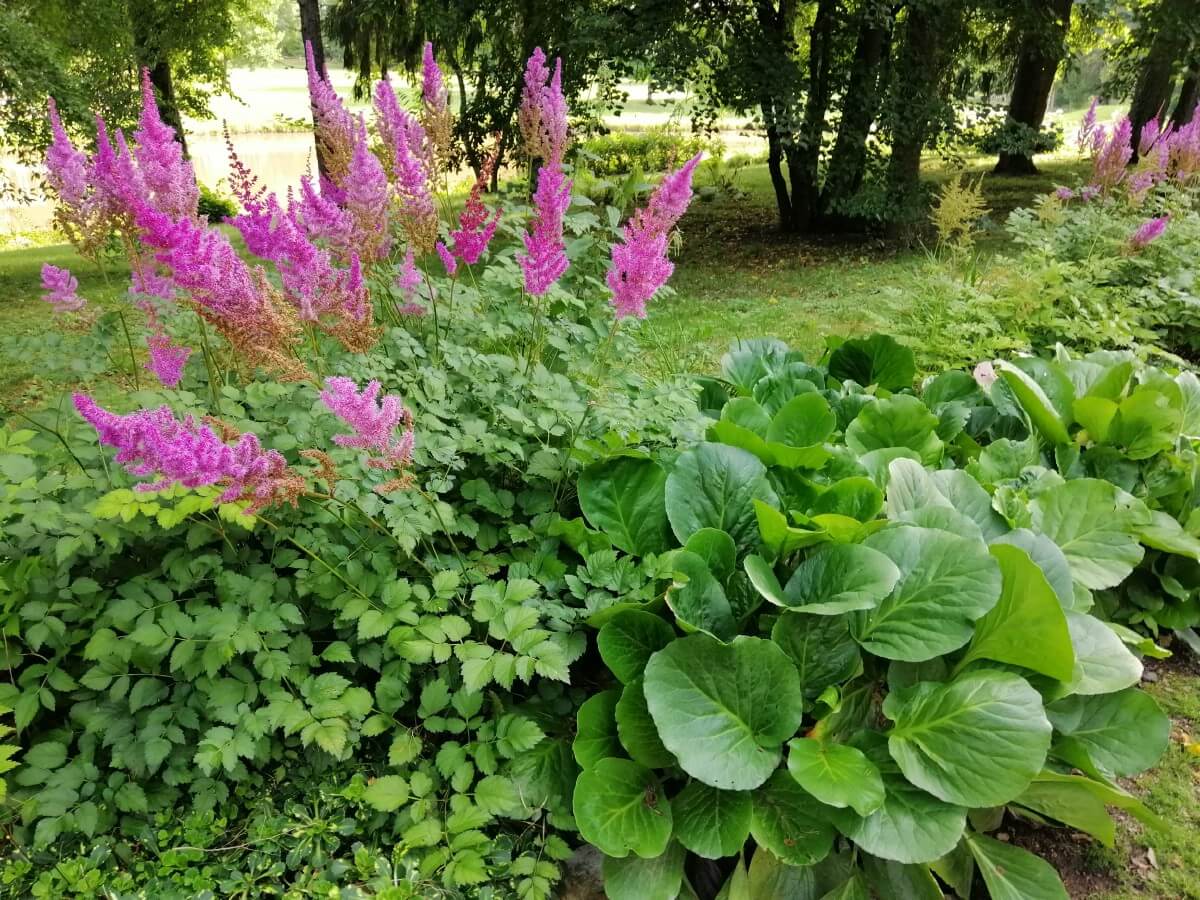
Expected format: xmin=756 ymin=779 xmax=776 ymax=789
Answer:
xmin=828 ymin=334 xmax=916 ymax=391
xmin=965 ymin=832 xmax=1069 ymax=900
xmin=573 ymin=690 xmax=622 ymax=769
xmin=643 ymin=634 xmax=803 ymax=790
xmin=579 ymin=457 xmax=671 ymax=556
xmin=1047 ymin=689 xmax=1169 ymax=778
xmin=1030 ymin=479 xmax=1144 ymax=590
xmin=766 ymin=393 xmax=836 ymax=448
xmin=1014 ymin=777 xmax=1116 ymax=846
xmin=573 ymin=758 xmax=673 ymax=859
xmin=685 ymin=528 xmax=737 ymax=582
xmin=811 ymin=476 xmax=884 ymax=522
xmin=846 ymin=396 xmax=943 ymax=465
xmin=666 ymin=443 xmax=780 ymax=548
xmin=783 ymin=543 xmax=901 ymax=615
xmin=885 ymin=670 xmax=1052 ymax=807
xmin=833 ymin=777 xmax=966 ymax=864
xmin=989 ymin=528 xmax=1076 ymax=609
xmin=852 ymin=525 xmax=1001 ymax=661
xmin=1064 ymin=611 xmax=1141 ymax=695
xmin=667 ymin=550 xmax=737 ymax=641
xmin=671 ymin=781 xmax=752 ymax=859
xmin=602 ymin=841 xmax=687 ymax=900
xmin=787 ymin=738 xmax=884 ymax=816
xmin=771 ymin=612 xmax=862 ymax=702
xmin=996 ymin=362 xmax=1070 ymax=445
xmin=957 ymin=544 xmax=1075 ymax=681
xmin=598 ymin=610 xmax=676 ymax=685
xmin=749 ymin=771 xmax=836 ymax=866
xmin=615 ymin=679 xmax=675 ymax=768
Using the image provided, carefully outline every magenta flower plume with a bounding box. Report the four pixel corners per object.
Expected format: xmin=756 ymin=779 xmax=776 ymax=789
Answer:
xmin=295 ymin=175 xmax=352 ymax=250
xmin=45 ymin=99 xmax=89 ymax=209
xmin=518 ymin=162 xmax=572 ymax=295
xmin=1167 ymin=114 xmax=1200 ymax=181
xmin=420 ymin=42 xmax=453 ymax=168
xmin=518 ymin=48 xmax=569 ymax=162
xmin=1053 ymin=187 xmax=1074 ymax=200
xmin=436 ymin=241 xmax=457 ymax=276
xmin=373 ymin=77 xmax=438 ymax=250
xmin=91 ymin=119 xmax=147 ymax=219
xmin=422 ymin=42 xmax=449 ymax=115
xmin=73 ymin=393 xmax=304 ymax=511
xmin=395 ymin=248 xmax=425 ymax=315
xmin=41 ymin=264 xmax=86 ymax=313
xmin=450 ymin=154 xmax=501 ymax=265
xmin=606 ymin=154 xmax=701 ymax=320
xmin=319 ymin=377 xmax=416 ymax=470
xmin=339 ymin=117 xmax=392 ymax=262
xmin=134 ymin=69 xmax=199 ymax=220
xmin=1090 ymin=117 xmax=1133 ymax=192
xmin=1129 ymin=215 xmax=1168 ymax=250
xmin=146 ymin=334 xmax=192 ymax=388
xmin=1137 ymin=116 xmax=1161 ymax=157
xmin=1078 ymin=97 xmax=1099 ymax=149
xmin=305 ymin=41 xmax=355 ymax=182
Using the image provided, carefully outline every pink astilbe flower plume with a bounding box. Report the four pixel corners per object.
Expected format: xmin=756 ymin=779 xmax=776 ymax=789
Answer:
xmin=436 ymin=241 xmax=457 ymax=276
xmin=518 ymin=162 xmax=572 ymax=295
xmin=519 ymin=49 xmax=569 ymax=162
xmin=41 ymin=264 xmax=86 ymax=313
xmin=607 ymin=153 xmax=701 ymax=320
xmin=1077 ymin=97 xmax=1099 ymax=149
xmin=45 ymin=100 xmax=89 ymax=211
xmin=421 ymin=42 xmax=453 ymax=170
xmin=134 ymin=69 xmax=199 ymax=221
xmin=319 ymin=377 xmax=416 ymax=490
xmin=374 ymin=77 xmax=438 ymax=251
xmin=395 ymin=249 xmax=426 ymax=315
xmin=305 ymin=41 xmax=355 ymax=183
xmin=1129 ymin=215 xmax=1168 ymax=250
xmin=450 ymin=145 xmax=501 ymax=264
xmin=341 ymin=117 xmax=392 ymax=263
xmin=1088 ymin=117 xmax=1133 ymax=193
xmin=145 ymin=333 xmax=192 ymax=388
xmin=73 ymin=393 xmax=306 ymax=511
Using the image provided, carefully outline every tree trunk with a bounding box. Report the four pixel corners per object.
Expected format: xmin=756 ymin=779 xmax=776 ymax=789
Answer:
xmin=764 ymin=117 xmax=795 ymax=231
xmin=297 ymin=0 xmax=330 ymax=180
xmin=822 ymin=3 xmax=895 ymax=216
xmin=1172 ymin=64 xmax=1199 ymax=128
xmin=1128 ymin=20 xmax=1187 ymax=159
xmin=791 ymin=0 xmax=838 ymax=230
xmin=994 ymin=0 xmax=1073 ymax=175
xmin=129 ymin=6 xmax=189 ymax=157
xmin=885 ymin=0 xmax=965 ymax=229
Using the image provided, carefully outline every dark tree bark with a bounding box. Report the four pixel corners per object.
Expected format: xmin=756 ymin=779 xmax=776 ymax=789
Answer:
xmin=129 ymin=6 xmax=189 ymax=158
xmin=885 ymin=0 xmax=966 ymax=223
xmin=790 ymin=0 xmax=839 ymax=230
xmin=753 ymin=0 xmax=805 ymax=232
xmin=993 ymin=0 xmax=1074 ymax=175
xmin=764 ymin=118 xmax=795 ymax=230
xmin=1172 ymin=63 xmax=1199 ymax=128
xmin=1128 ymin=6 xmax=1191 ymax=160
xmin=821 ymin=2 xmax=896 ymax=216
xmin=298 ymin=0 xmax=330 ymax=179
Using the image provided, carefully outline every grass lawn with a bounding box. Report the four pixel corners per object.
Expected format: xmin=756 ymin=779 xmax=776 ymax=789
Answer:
xmin=1 ymin=147 xmax=1198 ymax=899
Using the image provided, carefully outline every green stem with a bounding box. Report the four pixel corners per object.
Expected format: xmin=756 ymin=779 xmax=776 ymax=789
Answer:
xmin=117 ymin=310 xmax=141 ymax=390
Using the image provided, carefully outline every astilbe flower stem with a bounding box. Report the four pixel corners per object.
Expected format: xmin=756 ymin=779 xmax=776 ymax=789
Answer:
xmin=607 ymin=153 xmax=701 ymax=320
xmin=74 ymin=394 xmax=306 ymax=511
xmin=319 ymin=377 xmax=416 ymax=491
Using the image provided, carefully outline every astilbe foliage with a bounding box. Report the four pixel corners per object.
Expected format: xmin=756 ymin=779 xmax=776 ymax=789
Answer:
xmin=72 ymin=394 xmax=305 ymax=511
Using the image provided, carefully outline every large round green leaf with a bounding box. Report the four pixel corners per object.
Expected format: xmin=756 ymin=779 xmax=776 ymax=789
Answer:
xmin=572 ymin=690 xmax=622 ymax=769
xmin=1047 ymin=689 xmax=1169 ymax=778
xmin=852 ymin=526 xmax=1001 ymax=661
xmin=965 ymin=832 xmax=1069 ymax=900
xmin=956 ymin=544 xmax=1075 ymax=682
xmin=996 ymin=361 xmax=1071 ymax=446
xmin=766 ymin=393 xmax=836 ymax=447
xmin=783 ymin=543 xmax=901 ymax=615
xmin=1029 ymin=479 xmax=1144 ymax=590
xmin=671 ymin=781 xmax=752 ymax=859
xmin=990 ymin=528 xmax=1076 ymax=609
xmin=811 ymin=476 xmax=884 ymax=521
xmin=884 ymin=670 xmax=1052 ymax=807
xmin=643 ymin=634 xmax=803 ymax=790
xmin=787 ymin=738 xmax=885 ymax=816
xmin=665 ymin=443 xmax=780 ymax=549
xmin=771 ymin=611 xmax=861 ymax=702
xmin=828 ymin=334 xmax=916 ymax=391
xmin=573 ymin=758 xmax=673 ymax=859
xmin=602 ymin=841 xmax=687 ymax=900
xmin=833 ymin=777 xmax=967 ymax=864
xmin=846 ymin=396 xmax=943 ymax=465
xmin=597 ymin=610 xmax=676 ymax=685
xmin=579 ymin=457 xmax=671 ymax=556
xmin=749 ymin=771 xmax=836 ymax=866
xmin=615 ymin=679 xmax=675 ymax=768
xmin=684 ymin=528 xmax=737 ymax=582
xmin=1063 ymin=610 xmax=1141 ymax=695
xmin=666 ymin=550 xmax=737 ymax=641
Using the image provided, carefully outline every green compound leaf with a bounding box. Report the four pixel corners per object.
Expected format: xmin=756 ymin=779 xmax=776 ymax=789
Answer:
xmin=966 ymin=832 xmax=1069 ymax=900
xmin=579 ymin=457 xmax=671 ymax=556
xmin=787 ymin=737 xmax=885 ymax=816
xmin=665 ymin=443 xmax=780 ymax=549
xmin=643 ymin=634 xmax=803 ymax=790
xmin=573 ymin=758 xmax=673 ymax=859
xmin=852 ymin=525 xmax=1001 ymax=662
xmin=885 ymin=670 xmax=1052 ymax=807
xmin=749 ymin=770 xmax=836 ymax=867
xmin=670 ymin=781 xmax=752 ymax=859
xmin=597 ymin=610 xmax=676 ymax=684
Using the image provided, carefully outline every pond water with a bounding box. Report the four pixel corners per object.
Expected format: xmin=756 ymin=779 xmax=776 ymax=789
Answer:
xmin=1 ymin=130 xmax=319 ymax=233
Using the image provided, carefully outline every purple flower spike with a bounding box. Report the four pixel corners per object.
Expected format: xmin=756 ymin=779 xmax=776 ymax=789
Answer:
xmin=41 ymin=264 xmax=86 ymax=313
xmin=319 ymin=377 xmax=416 ymax=469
